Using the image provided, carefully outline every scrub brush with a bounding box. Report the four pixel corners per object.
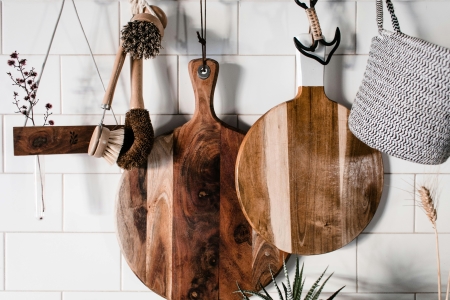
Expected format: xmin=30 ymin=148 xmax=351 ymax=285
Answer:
xmin=88 ymin=3 xmax=167 ymax=166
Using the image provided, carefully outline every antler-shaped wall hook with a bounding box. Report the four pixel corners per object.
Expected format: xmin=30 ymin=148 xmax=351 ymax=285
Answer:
xmin=293 ymin=0 xmax=340 ymax=65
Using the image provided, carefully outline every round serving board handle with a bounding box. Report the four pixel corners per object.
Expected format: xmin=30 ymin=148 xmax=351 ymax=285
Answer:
xmin=188 ymin=58 xmax=219 ymax=122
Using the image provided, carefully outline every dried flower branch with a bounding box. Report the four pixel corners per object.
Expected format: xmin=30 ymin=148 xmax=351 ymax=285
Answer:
xmin=6 ymin=51 xmax=53 ymax=126
xmin=418 ymin=186 xmax=442 ymax=300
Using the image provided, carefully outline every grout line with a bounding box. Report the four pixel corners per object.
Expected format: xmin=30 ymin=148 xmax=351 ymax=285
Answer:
xmin=1 ymin=115 xmax=3 ymax=174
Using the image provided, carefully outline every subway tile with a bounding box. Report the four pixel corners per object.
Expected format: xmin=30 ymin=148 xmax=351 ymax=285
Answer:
xmin=239 ymin=2 xmax=356 ymax=55
xmin=237 ymin=115 xmax=261 ymax=132
xmin=0 ymin=174 xmax=62 ymax=232
xmin=5 ymin=233 xmax=120 ymax=291
xmin=357 ymin=1 xmax=450 ymax=54
xmin=364 ymin=175 xmax=414 ymax=233
xmin=357 ymin=233 xmax=450 ymax=292
xmin=120 ymin=1 xmax=238 ymax=55
xmin=383 ymin=153 xmax=450 ymax=174
xmin=151 ymin=114 xmax=189 ymax=136
xmin=4 ymin=115 xmax=122 ymax=174
xmin=324 ymin=55 xmax=368 ymax=109
xmin=63 ymin=292 xmax=161 ymax=300
xmin=265 ymin=242 xmax=356 ymax=294
xmin=179 ymin=56 xmax=295 ymax=115
xmin=64 ymin=174 xmax=121 ymax=232
xmin=0 ymin=55 xmax=60 ymax=115
xmin=415 ymin=175 xmax=450 ymax=233
xmin=2 ymin=1 xmax=118 ymax=55
xmin=61 ymin=55 xmax=178 ymax=115
xmin=121 ymin=257 xmax=149 ymax=292
xmin=0 ymin=292 xmax=61 ymax=300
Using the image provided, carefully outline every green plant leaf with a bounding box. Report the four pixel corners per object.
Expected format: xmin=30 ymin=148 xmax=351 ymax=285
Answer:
xmin=293 ymin=258 xmax=304 ymax=299
xmin=311 ymin=272 xmax=334 ymax=300
xmin=282 ymin=258 xmax=293 ymax=300
xmin=270 ymin=265 xmax=285 ymax=300
xmin=235 ymin=283 xmax=273 ymax=300
xmin=326 ymin=286 xmax=345 ymax=300
xmin=304 ymin=267 xmax=328 ymax=300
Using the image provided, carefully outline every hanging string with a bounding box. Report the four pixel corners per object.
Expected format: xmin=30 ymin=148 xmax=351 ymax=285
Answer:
xmin=196 ymin=0 xmax=207 ymax=70
xmin=71 ymin=0 xmax=118 ymax=126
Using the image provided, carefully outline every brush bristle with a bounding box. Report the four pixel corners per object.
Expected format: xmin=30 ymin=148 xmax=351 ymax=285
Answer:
xmin=117 ymin=109 xmax=154 ymax=170
xmin=103 ymin=128 xmax=125 ymax=165
xmin=121 ymin=20 xmax=162 ymax=59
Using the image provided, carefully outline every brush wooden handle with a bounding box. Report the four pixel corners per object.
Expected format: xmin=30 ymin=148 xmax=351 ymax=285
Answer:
xmin=130 ymin=58 xmax=144 ymax=109
xmin=102 ymin=43 xmax=126 ymax=109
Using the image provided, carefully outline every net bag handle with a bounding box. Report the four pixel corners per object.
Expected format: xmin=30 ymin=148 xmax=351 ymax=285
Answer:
xmin=376 ymin=0 xmax=401 ymax=33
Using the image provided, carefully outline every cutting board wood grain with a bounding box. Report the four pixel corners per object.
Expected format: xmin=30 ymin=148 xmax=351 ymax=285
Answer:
xmin=235 ymin=43 xmax=383 ymax=255
xmin=13 ymin=125 xmax=123 ymax=155
xmin=116 ymin=58 xmax=287 ymax=300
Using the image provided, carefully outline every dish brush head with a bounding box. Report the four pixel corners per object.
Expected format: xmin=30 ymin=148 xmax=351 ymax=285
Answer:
xmin=103 ymin=128 xmax=125 ymax=165
xmin=117 ymin=109 xmax=154 ymax=170
xmin=88 ymin=126 xmax=125 ymax=165
xmin=121 ymin=20 xmax=162 ymax=60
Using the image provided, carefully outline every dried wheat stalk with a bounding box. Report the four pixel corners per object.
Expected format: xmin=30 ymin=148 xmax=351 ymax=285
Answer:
xmin=418 ymin=186 xmax=441 ymax=300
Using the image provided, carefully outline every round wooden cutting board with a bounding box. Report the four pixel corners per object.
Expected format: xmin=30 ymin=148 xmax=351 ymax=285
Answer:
xmin=115 ymin=58 xmax=287 ymax=300
xmin=235 ymin=50 xmax=384 ymax=255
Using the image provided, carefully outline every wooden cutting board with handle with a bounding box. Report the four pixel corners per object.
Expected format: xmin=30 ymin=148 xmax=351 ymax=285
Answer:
xmin=116 ymin=58 xmax=287 ymax=300
xmin=235 ymin=36 xmax=384 ymax=255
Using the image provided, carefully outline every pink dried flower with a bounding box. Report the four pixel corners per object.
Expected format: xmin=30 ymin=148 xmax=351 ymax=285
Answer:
xmin=10 ymin=52 xmax=18 ymax=59
xmin=19 ymin=59 xmax=26 ymax=65
xmin=7 ymin=60 xmax=15 ymax=66
xmin=13 ymin=92 xmax=18 ymax=96
xmin=24 ymin=96 xmax=30 ymax=100
xmin=31 ymin=93 xmax=36 ymax=99
xmin=27 ymin=79 xmax=32 ymax=85
xmin=21 ymin=110 xmax=27 ymax=115
xmin=24 ymin=71 xmax=29 ymax=76
xmin=48 ymin=120 xmax=54 ymax=125
xmin=31 ymin=83 xmax=38 ymax=90
xmin=30 ymin=71 xmax=37 ymax=77
xmin=45 ymin=103 xmax=52 ymax=109
xmin=21 ymin=105 xmax=27 ymax=109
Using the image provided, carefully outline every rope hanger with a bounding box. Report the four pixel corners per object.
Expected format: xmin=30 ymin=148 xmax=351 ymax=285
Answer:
xmin=196 ymin=0 xmax=209 ymax=78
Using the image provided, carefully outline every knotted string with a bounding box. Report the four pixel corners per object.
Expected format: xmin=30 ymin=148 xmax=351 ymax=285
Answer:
xmin=196 ymin=0 xmax=207 ymax=70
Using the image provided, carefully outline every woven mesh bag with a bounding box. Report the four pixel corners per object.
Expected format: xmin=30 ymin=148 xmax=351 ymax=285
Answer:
xmin=348 ymin=0 xmax=450 ymax=165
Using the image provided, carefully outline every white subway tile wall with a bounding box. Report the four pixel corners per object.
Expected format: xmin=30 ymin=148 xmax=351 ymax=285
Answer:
xmin=0 ymin=0 xmax=449 ymax=298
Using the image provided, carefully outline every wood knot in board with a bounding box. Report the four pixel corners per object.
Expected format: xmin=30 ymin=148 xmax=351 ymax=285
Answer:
xmin=198 ymin=190 xmax=208 ymax=198
xmin=189 ymin=288 xmax=200 ymax=299
xmin=31 ymin=136 xmax=48 ymax=149
xmin=234 ymin=224 xmax=251 ymax=245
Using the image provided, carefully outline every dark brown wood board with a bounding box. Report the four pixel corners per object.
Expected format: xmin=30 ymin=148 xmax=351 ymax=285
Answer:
xmin=116 ymin=58 xmax=287 ymax=300
xmin=13 ymin=125 xmax=123 ymax=155
xmin=235 ymin=86 xmax=384 ymax=255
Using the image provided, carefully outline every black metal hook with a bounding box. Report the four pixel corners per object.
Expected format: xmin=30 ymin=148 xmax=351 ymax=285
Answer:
xmin=293 ymin=0 xmax=340 ymax=65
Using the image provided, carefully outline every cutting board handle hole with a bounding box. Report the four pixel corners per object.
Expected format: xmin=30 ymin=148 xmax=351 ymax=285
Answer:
xmin=197 ymin=65 xmax=211 ymax=79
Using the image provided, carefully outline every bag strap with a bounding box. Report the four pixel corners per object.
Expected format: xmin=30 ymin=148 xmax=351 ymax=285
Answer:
xmin=376 ymin=0 xmax=401 ymax=33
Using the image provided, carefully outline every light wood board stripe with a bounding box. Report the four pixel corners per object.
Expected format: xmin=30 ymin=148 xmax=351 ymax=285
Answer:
xmin=263 ymin=104 xmax=292 ymax=253
xmin=146 ymin=133 xmax=173 ymax=298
